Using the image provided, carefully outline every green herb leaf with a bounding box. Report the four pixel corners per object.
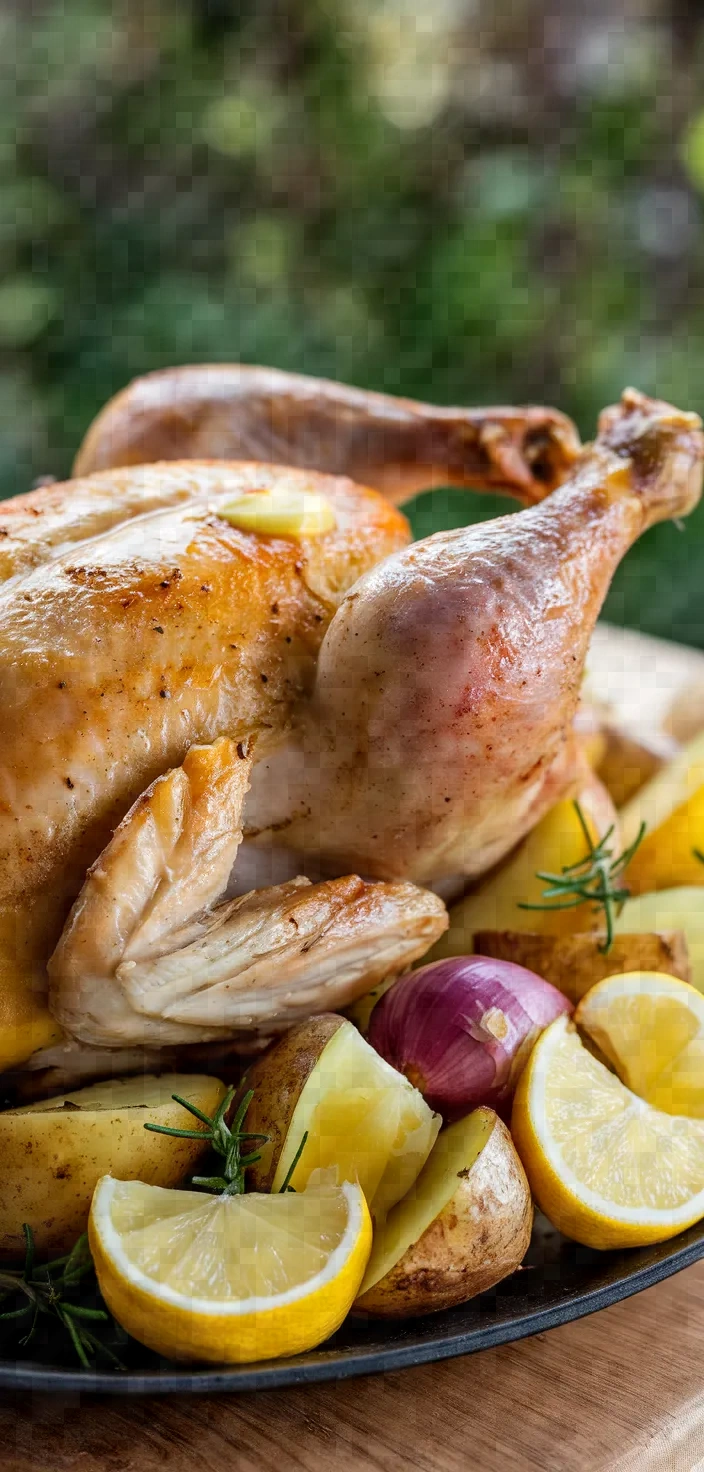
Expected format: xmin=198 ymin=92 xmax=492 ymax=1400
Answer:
xmin=0 ymin=1228 xmax=124 ymax=1369
xmin=518 ymin=802 xmax=646 ymax=952
xmin=278 ymin=1131 xmax=309 ymax=1193
xmin=144 ymin=1086 xmax=270 ymax=1197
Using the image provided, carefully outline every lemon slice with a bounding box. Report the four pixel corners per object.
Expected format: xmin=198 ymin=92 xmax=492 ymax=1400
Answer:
xmin=511 ymin=1013 xmax=704 ymax=1248
xmin=575 ymin=971 xmax=704 ymax=1118
xmin=89 ymin=1177 xmax=371 ymax=1363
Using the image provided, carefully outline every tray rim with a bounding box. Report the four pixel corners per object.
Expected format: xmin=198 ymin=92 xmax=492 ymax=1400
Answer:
xmin=2 ymin=1226 xmax=703 ymax=1396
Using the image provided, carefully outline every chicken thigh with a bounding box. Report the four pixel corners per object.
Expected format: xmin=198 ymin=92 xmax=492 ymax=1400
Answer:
xmin=243 ymin=391 xmax=704 ymax=886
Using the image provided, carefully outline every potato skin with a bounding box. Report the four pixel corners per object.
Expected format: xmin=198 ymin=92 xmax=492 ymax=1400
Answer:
xmin=355 ymin=1116 xmax=532 ymax=1318
xmin=596 ymin=725 xmax=674 ymax=808
xmin=0 ymin=1074 xmax=226 ymax=1260
xmin=474 ymin=929 xmax=691 ymax=1003
xmin=237 ymin=1014 xmax=345 ymax=1191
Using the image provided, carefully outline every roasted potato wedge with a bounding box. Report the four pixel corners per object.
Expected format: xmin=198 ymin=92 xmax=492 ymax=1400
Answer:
xmin=242 ymin=1014 xmax=439 ymax=1219
xmin=615 ymin=890 xmax=704 ymax=993
xmin=665 ymin=682 xmax=704 ymax=744
xmin=473 ymin=929 xmax=691 ymax=1003
xmin=620 ymin=729 xmax=704 ymax=849
xmin=596 ymin=725 xmax=676 ymax=809
xmin=0 ymin=1073 xmax=226 ymax=1259
xmin=355 ymin=1108 xmax=532 ymax=1317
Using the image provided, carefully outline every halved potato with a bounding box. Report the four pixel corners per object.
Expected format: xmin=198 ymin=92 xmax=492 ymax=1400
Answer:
xmin=473 ymin=929 xmax=691 ymax=1003
xmin=615 ymin=890 xmax=704 ymax=993
xmin=242 ymin=1014 xmax=440 ymax=1220
xmin=665 ymin=683 xmax=704 ymax=744
xmin=0 ymin=1073 xmax=226 ymax=1259
xmin=596 ymin=725 xmax=675 ymax=809
xmin=620 ymin=729 xmax=704 ymax=848
xmin=355 ymin=1108 xmax=532 ymax=1317
xmin=624 ymin=783 xmax=704 ymax=894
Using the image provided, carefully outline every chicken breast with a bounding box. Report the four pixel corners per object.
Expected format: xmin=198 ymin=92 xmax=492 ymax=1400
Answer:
xmin=0 ymin=461 xmax=409 ymax=1068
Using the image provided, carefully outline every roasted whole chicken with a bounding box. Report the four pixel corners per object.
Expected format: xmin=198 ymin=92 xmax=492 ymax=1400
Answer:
xmin=0 ymin=367 xmax=701 ymax=1080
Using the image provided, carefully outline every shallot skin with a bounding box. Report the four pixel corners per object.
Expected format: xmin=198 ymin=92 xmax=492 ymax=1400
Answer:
xmin=367 ymin=956 xmax=572 ymax=1120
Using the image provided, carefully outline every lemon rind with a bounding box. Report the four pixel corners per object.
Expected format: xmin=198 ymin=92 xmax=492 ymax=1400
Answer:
xmin=526 ymin=1014 xmax=704 ymax=1227
xmin=576 ymin=969 xmax=704 ymax=1023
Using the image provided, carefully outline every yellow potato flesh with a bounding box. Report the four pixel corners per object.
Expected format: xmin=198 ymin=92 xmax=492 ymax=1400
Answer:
xmin=271 ymin=1020 xmax=440 ymax=1221
xmin=0 ymin=1073 xmax=227 ymax=1259
xmin=624 ymin=784 xmax=704 ymax=894
xmin=615 ymin=889 xmax=704 ymax=993
xmin=620 ymin=729 xmax=704 ymax=848
xmin=359 ymin=1109 xmax=494 ymax=1295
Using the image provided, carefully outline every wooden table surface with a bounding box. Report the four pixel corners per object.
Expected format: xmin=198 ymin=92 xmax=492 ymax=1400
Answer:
xmin=5 ymin=624 xmax=704 ymax=1471
xmin=2 ymin=1259 xmax=704 ymax=1471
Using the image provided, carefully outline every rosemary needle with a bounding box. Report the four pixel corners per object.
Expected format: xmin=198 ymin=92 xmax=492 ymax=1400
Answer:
xmin=518 ymin=801 xmax=646 ymax=952
xmin=279 ymin=1131 xmax=309 ymax=1192
xmin=0 ymin=1226 xmax=124 ymax=1369
xmin=144 ymin=1086 xmax=270 ymax=1196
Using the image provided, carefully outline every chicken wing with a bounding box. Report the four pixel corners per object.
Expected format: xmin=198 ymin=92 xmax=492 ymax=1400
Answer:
xmin=48 ymin=738 xmax=447 ymax=1048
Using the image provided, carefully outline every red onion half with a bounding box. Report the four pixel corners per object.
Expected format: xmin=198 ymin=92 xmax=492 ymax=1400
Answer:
xmin=368 ymin=956 xmax=572 ymax=1120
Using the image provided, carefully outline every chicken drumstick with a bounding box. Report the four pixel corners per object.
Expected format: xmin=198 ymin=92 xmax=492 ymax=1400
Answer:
xmin=243 ymin=390 xmax=704 ymax=886
xmin=74 ymin=364 xmax=581 ymax=505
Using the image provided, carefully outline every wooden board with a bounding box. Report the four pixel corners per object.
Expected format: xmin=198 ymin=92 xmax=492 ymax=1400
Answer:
xmin=3 ymin=622 xmax=704 ymax=1470
xmin=2 ymin=1261 xmax=704 ymax=1471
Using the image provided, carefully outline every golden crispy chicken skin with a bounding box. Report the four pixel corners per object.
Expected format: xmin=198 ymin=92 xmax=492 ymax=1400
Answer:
xmin=49 ymin=738 xmax=447 ymax=1049
xmin=73 ymin=364 xmax=581 ymax=504
xmin=1 ymin=383 xmax=701 ymax=1078
xmin=0 ymin=461 xmax=410 ymax=1068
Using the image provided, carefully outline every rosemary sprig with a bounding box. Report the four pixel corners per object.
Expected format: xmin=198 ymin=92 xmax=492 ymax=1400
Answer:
xmin=144 ymin=1086 xmax=270 ymax=1196
xmin=0 ymin=1226 xmax=125 ymax=1369
xmin=517 ymin=801 xmax=647 ymax=952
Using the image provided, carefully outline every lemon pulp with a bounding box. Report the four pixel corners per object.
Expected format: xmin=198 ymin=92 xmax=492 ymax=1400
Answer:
xmin=512 ymin=1014 xmax=704 ymax=1248
xmin=89 ymin=1176 xmax=371 ymax=1363
xmin=575 ymin=971 xmax=704 ymax=1117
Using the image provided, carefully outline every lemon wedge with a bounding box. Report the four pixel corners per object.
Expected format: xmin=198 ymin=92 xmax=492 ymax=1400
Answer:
xmin=511 ymin=1013 xmax=704 ymax=1248
xmin=89 ymin=1176 xmax=371 ymax=1363
xmin=219 ymin=485 xmax=336 ymax=538
xmin=575 ymin=971 xmax=704 ymax=1118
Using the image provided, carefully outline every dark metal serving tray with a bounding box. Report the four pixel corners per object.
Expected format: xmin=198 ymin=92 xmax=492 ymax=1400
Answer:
xmin=2 ymin=1215 xmax=702 ymax=1395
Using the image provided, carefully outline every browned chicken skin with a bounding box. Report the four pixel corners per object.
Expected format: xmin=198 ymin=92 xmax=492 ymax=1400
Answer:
xmin=0 ymin=376 xmax=701 ymax=1076
xmin=244 ymin=391 xmax=704 ymax=885
xmin=49 ymin=738 xmax=447 ymax=1048
xmin=74 ymin=364 xmax=581 ymax=504
xmin=0 ymin=461 xmax=414 ymax=1069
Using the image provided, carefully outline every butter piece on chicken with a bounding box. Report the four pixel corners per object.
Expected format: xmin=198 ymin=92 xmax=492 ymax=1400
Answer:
xmin=0 ymin=460 xmax=410 ymax=1070
xmin=48 ymin=738 xmax=447 ymax=1048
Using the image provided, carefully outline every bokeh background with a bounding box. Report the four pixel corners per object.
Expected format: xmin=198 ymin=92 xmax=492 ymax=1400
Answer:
xmin=3 ymin=0 xmax=704 ymax=641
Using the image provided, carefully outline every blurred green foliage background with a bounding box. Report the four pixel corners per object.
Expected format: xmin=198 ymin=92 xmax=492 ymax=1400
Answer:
xmin=3 ymin=0 xmax=704 ymax=641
